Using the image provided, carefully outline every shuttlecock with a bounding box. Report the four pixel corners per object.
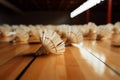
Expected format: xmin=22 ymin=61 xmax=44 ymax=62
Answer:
xmin=12 ymin=26 xmax=30 ymax=43
xmin=56 ymin=24 xmax=68 ymax=38
xmin=0 ymin=24 xmax=17 ymax=42
xmin=80 ymin=24 xmax=90 ymax=38
xmin=45 ymin=25 xmax=57 ymax=31
xmin=0 ymin=24 xmax=13 ymax=37
xmin=36 ymin=29 xmax=65 ymax=55
xmin=113 ymin=22 xmax=120 ymax=34
xmin=86 ymin=22 xmax=97 ymax=40
xmin=96 ymin=25 xmax=112 ymax=40
xmin=28 ymin=25 xmax=40 ymax=43
xmin=65 ymin=26 xmax=83 ymax=46
xmin=111 ymin=22 xmax=120 ymax=46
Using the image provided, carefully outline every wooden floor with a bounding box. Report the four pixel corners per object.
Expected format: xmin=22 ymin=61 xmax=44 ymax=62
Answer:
xmin=0 ymin=40 xmax=120 ymax=80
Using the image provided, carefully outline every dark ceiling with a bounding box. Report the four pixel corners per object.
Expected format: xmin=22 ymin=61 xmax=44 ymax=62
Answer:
xmin=8 ymin=0 xmax=84 ymax=11
xmin=0 ymin=0 xmax=119 ymax=13
xmin=0 ymin=0 xmax=120 ymax=25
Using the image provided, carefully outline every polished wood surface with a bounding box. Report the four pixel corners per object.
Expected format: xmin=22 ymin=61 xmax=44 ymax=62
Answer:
xmin=0 ymin=40 xmax=120 ymax=80
xmin=0 ymin=43 xmax=41 ymax=80
xmin=0 ymin=43 xmax=29 ymax=65
xmin=83 ymin=40 xmax=120 ymax=74
xmin=20 ymin=46 xmax=120 ymax=80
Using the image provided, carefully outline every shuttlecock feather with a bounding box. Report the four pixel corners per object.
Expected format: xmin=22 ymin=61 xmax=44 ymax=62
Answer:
xmin=36 ymin=29 xmax=65 ymax=55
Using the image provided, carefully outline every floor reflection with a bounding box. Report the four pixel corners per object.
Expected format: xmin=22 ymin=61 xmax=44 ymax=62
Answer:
xmin=72 ymin=43 xmax=106 ymax=75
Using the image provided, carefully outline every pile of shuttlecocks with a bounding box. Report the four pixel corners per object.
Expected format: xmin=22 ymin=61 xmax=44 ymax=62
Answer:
xmin=111 ymin=22 xmax=120 ymax=46
xmin=0 ymin=21 xmax=120 ymax=55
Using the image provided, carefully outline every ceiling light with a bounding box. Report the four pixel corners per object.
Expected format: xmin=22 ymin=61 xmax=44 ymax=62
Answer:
xmin=70 ymin=0 xmax=104 ymax=18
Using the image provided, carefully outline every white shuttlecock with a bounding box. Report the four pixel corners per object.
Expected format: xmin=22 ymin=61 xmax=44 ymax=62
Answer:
xmin=111 ymin=22 xmax=120 ymax=46
xmin=45 ymin=25 xmax=57 ymax=31
xmin=28 ymin=25 xmax=40 ymax=43
xmin=113 ymin=22 xmax=120 ymax=34
xmin=65 ymin=26 xmax=83 ymax=45
xmin=105 ymin=23 xmax=114 ymax=30
xmin=19 ymin=24 xmax=30 ymax=33
xmin=13 ymin=27 xmax=29 ymax=43
xmin=36 ymin=29 xmax=65 ymax=55
xmin=81 ymin=24 xmax=90 ymax=37
xmin=0 ymin=24 xmax=17 ymax=42
xmin=0 ymin=24 xmax=13 ymax=37
xmin=96 ymin=25 xmax=112 ymax=40
xmin=56 ymin=24 xmax=68 ymax=38
xmin=35 ymin=25 xmax=45 ymax=31
xmin=87 ymin=22 xmax=97 ymax=40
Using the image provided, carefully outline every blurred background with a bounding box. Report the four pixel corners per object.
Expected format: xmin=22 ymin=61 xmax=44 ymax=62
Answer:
xmin=0 ymin=0 xmax=120 ymax=25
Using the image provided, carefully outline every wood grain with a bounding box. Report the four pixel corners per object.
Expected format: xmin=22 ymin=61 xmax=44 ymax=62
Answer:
xmin=83 ymin=40 xmax=120 ymax=74
xmin=0 ymin=40 xmax=120 ymax=80
xmin=0 ymin=43 xmax=30 ymax=65
xmin=21 ymin=46 xmax=120 ymax=80
xmin=0 ymin=43 xmax=41 ymax=80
